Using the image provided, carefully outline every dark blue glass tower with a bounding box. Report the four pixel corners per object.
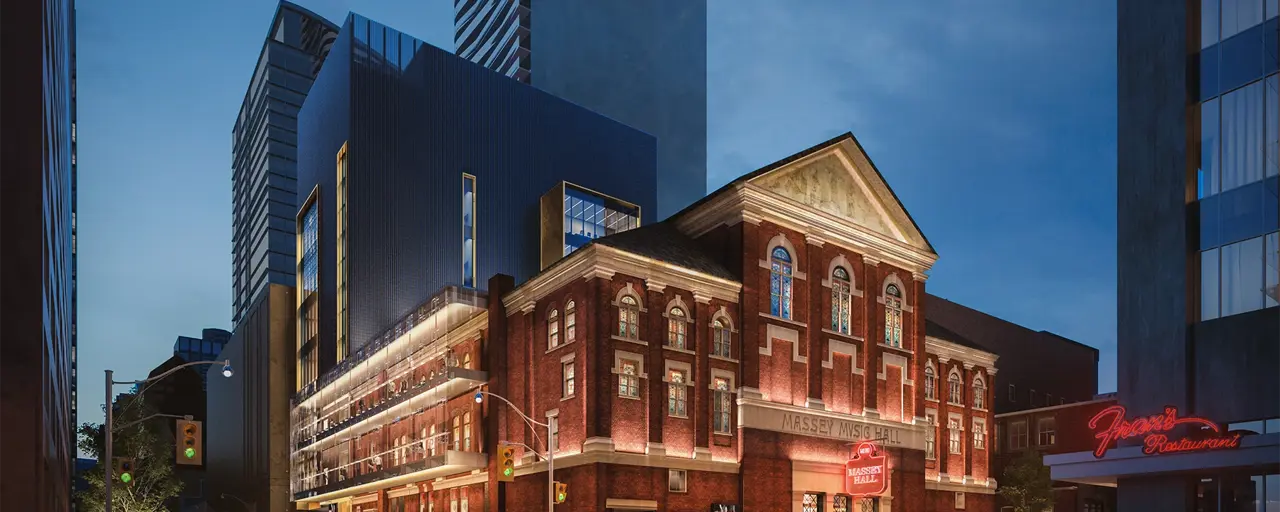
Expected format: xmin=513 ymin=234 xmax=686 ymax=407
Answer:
xmin=294 ymin=13 xmax=657 ymax=383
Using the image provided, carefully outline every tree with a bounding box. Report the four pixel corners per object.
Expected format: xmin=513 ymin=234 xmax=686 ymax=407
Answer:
xmin=75 ymin=396 xmax=184 ymax=512
xmin=998 ymin=449 xmax=1054 ymax=512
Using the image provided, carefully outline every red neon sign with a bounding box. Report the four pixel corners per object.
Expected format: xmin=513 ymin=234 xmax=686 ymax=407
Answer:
xmin=1088 ymin=405 xmax=1242 ymax=459
xmin=844 ymin=442 xmax=887 ymax=496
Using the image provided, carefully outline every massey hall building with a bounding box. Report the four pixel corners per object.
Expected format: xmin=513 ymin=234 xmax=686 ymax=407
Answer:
xmin=289 ymin=128 xmax=1000 ymax=511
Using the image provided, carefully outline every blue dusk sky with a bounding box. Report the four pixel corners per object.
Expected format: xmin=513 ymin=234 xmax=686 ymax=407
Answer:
xmin=75 ymin=0 xmax=1116 ymax=429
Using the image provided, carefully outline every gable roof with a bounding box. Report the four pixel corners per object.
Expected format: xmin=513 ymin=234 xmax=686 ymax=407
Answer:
xmin=925 ymin=319 xmax=989 ymax=352
xmin=671 ymin=132 xmax=936 ymax=254
xmin=592 ymin=222 xmax=736 ymax=281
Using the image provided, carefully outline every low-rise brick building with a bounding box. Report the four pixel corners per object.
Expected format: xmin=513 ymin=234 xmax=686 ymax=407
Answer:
xmin=993 ymin=394 xmax=1118 ymax=512
xmin=289 ymin=133 xmax=1000 ymax=511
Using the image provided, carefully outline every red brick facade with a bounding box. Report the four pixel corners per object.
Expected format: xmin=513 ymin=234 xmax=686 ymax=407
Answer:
xmin=292 ymin=134 xmax=1002 ymax=512
xmin=993 ymin=397 xmax=1118 ymax=512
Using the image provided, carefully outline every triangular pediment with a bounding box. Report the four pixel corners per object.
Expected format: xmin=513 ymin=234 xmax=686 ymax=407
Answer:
xmin=746 ymin=136 xmax=933 ymax=253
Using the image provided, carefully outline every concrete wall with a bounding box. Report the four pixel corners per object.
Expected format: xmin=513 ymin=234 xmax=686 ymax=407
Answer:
xmin=207 ymin=284 xmax=296 ymax=512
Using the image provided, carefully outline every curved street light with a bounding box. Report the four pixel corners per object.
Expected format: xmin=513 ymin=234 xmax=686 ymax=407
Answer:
xmin=104 ymin=359 xmax=233 ymax=512
xmin=474 ymin=390 xmax=557 ymax=512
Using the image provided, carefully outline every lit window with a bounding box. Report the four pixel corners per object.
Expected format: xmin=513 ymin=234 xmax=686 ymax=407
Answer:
xmin=802 ymin=493 xmax=822 ymax=512
xmin=949 ymin=417 xmax=962 ymax=454
xmin=924 ymin=364 xmax=937 ymax=401
xmin=831 ymin=266 xmax=852 ymax=334
xmin=925 ymin=412 xmax=937 ymax=460
xmin=668 ymin=469 xmax=687 ymax=493
xmin=884 ymin=284 xmax=903 ymax=347
xmin=564 ymin=301 xmax=576 ymax=343
xmin=769 ymin=246 xmax=793 ymax=319
xmin=462 ymin=353 xmax=471 ymax=370
xmin=667 ymin=307 xmax=687 ymax=349
xmin=1037 ymin=417 xmax=1056 ymax=446
xmin=452 ymin=415 xmax=461 ymax=451
xmin=618 ymin=359 xmax=640 ymax=398
xmin=562 ymin=361 xmax=575 ymax=398
xmin=833 ymin=495 xmax=851 ymax=512
xmin=713 ymin=377 xmax=732 ymax=434
xmin=712 ymin=318 xmax=732 ymax=358
xmin=668 ymin=369 xmax=688 ymax=417
xmin=973 ymin=376 xmax=986 ymax=410
xmin=973 ymin=419 xmax=986 ymax=450
xmin=547 ymin=308 xmax=560 ymax=349
xmin=948 ymin=370 xmax=963 ymax=405
xmin=1010 ymin=420 xmax=1029 ymax=450
xmin=618 ymin=295 xmax=639 ymax=339
xmin=463 ymin=412 xmax=472 ymax=451
xmin=462 ymin=174 xmax=476 ymax=288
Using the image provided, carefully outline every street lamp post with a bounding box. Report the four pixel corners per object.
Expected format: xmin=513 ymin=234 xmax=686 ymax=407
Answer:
xmin=103 ymin=359 xmax=233 ymax=512
xmin=474 ymin=391 xmax=556 ymax=512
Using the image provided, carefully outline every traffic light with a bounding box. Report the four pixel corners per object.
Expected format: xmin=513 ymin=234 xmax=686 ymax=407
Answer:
xmin=497 ymin=445 xmax=516 ymax=482
xmin=113 ymin=457 xmax=135 ymax=487
xmin=554 ymin=481 xmax=567 ymax=504
xmin=175 ymin=419 xmax=203 ymax=465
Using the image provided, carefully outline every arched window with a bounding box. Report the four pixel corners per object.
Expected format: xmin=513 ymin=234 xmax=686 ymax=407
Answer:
xmin=618 ymin=295 xmax=639 ymax=339
xmin=712 ymin=318 xmax=732 ymax=358
xmin=565 ymin=300 xmax=577 ymax=343
xmin=770 ymin=247 xmax=793 ymax=319
xmin=462 ymin=412 xmax=472 ymax=451
xmin=948 ymin=369 xmax=963 ymax=405
xmin=924 ymin=363 xmax=937 ymax=400
xmin=884 ymin=284 xmax=903 ymax=347
xmin=547 ymin=308 xmax=560 ymax=349
xmin=428 ymin=425 xmax=437 ymax=456
xmin=973 ymin=376 xmax=987 ymax=410
xmin=831 ymin=266 xmax=852 ymax=334
xmin=668 ymin=307 xmax=687 ymax=349
xmin=452 ymin=415 xmax=462 ymax=451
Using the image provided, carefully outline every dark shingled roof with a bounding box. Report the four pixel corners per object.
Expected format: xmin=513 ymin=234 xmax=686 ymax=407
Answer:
xmin=925 ymin=319 xmax=989 ymax=352
xmin=591 ymin=222 xmax=737 ymax=282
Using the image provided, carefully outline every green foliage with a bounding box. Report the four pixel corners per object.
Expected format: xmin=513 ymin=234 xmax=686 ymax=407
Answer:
xmin=997 ymin=449 xmax=1054 ymax=512
xmin=75 ymin=397 xmax=184 ymax=512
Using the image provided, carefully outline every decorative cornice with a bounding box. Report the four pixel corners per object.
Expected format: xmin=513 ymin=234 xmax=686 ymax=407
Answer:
xmin=985 ymin=368 xmax=998 ymax=376
xmin=863 ymin=256 xmax=881 ymax=266
xmin=741 ymin=210 xmax=763 ymax=226
xmin=645 ymin=280 xmax=668 ymax=293
xmin=805 ymin=233 xmax=827 ymax=247
xmin=503 ymin=245 xmax=742 ymax=314
xmin=519 ymin=301 xmax=536 ymax=314
xmin=583 ymin=267 xmax=616 ymax=281
xmin=925 ymin=336 xmax=998 ymax=370
xmin=912 ymin=272 xmax=929 ymax=282
xmin=692 ymin=292 xmax=713 ymax=304
xmin=963 ymin=362 xmax=975 ymax=370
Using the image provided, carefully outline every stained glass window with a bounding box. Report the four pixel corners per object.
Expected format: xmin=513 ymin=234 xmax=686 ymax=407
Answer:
xmin=618 ymin=359 xmax=639 ymax=398
xmin=713 ymin=377 xmax=732 ymax=434
xmin=668 ymin=307 xmax=687 ymax=349
xmin=884 ymin=284 xmax=903 ymax=347
xmin=831 ymin=267 xmax=852 ymax=334
xmin=668 ymin=370 xmax=688 ymax=417
xmin=802 ymin=493 xmax=823 ymax=512
xmin=770 ymin=246 xmax=793 ymax=319
xmin=618 ymin=295 xmax=639 ymax=339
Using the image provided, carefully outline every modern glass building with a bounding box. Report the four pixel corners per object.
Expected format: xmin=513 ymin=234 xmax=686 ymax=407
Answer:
xmin=173 ymin=328 xmax=231 ymax=390
xmin=0 ymin=0 xmax=78 ymax=509
xmin=1046 ymin=1 xmax=1278 ymax=510
xmin=231 ymin=1 xmax=339 ymax=326
xmin=455 ymin=0 xmax=707 ymax=219
xmin=293 ymin=13 xmax=656 ymax=389
xmin=538 ymin=181 xmax=641 ymax=270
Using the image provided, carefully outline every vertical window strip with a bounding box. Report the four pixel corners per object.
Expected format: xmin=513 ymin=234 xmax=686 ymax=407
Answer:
xmin=336 ymin=142 xmax=350 ymax=362
xmin=462 ymin=173 xmax=476 ymax=288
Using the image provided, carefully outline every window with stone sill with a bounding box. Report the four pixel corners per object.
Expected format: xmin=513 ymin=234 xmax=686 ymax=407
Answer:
xmin=713 ymin=377 xmax=732 ymax=434
xmin=667 ymin=307 xmax=687 ymax=349
xmin=668 ymin=370 xmax=688 ymax=417
xmin=948 ymin=370 xmax=963 ymax=405
xmin=924 ymin=364 xmax=937 ymax=401
xmin=949 ymin=417 xmax=962 ymax=454
xmin=831 ymin=266 xmax=852 ymax=334
xmin=565 ymin=300 xmax=576 ymax=343
xmin=618 ymin=359 xmax=640 ymax=398
xmin=547 ymin=308 xmax=560 ymax=349
xmin=770 ymin=246 xmax=794 ymax=319
xmin=925 ymin=412 xmax=937 ymax=460
xmin=618 ymin=295 xmax=639 ymax=339
xmin=973 ymin=419 xmax=986 ymax=450
xmin=668 ymin=469 xmax=688 ymax=493
xmin=973 ymin=377 xmax=986 ymax=409
xmin=712 ymin=318 xmax=732 ymax=358
xmin=884 ymin=283 xmax=903 ymax=347
xmin=562 ymin=361 xmax=575 ymax=398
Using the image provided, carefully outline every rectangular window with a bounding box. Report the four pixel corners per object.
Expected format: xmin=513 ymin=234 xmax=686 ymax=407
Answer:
xmin=1221 ymin=80 xmax=1267 ymax=193
xmin=955 ymin=492 xmax=966 ymax=510
xmin=1201 ymin=98 xmax=1221 ymax=198
xmin=336 ymin=142 xmax=350 ymax=362
xmin=562 ymin=361 xmax=575 ymax=398
xmin=1010 ymin=420 xmax=1029 ymax=450
xmin=949 ymin=417 xmax=962 ymax=454
xmin=713 ymin=377 xmax=732 ymax=434
xmin=1203 ymin=248 xmax=1222 ymax=319
xmin=973 ymin=419 xmax=986 ymax=450
xmin=802 ymin=493 xmax=824 ymax=512
xmin=668 ymin=369 xmax=688 ymax=417
xmin=548 ymin=415 xmax=559 ymax=452
xmin=1222 ymin=235 xmax=1268 ymax=315
xmin=618 ymin=358 xmax=640 ymax=398
xmin=668 ymin=469 xmax=688 ymax=493
xmin=1009 ymin=384 xmax=1016 ymax=402
xmin=462 ymin=174 xmax=477 ymax=288
xmin=925 ymin=411 xmax=937 ymax=460
xmin=1038 ymin=417 xmax=1057 ymax=446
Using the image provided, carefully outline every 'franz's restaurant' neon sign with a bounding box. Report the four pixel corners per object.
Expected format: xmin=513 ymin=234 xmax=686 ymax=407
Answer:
xmin=1088 ymin=405 xmax=1242 ymax=458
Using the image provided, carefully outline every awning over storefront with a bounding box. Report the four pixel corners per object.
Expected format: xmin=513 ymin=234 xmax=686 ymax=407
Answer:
xmin=1045 ymin=433 xmax=1279 ymax=487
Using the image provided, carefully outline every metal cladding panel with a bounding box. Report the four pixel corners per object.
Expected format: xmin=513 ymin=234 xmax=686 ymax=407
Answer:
xmin=295 ymin=25 xmax=352 ymax=374
xmin=343 ymin=14 xmax=656 ymax=352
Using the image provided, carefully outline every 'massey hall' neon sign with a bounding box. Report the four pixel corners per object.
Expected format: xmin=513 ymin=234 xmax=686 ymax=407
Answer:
xmin=1088 ymin=405 xmax=1242 ymax=458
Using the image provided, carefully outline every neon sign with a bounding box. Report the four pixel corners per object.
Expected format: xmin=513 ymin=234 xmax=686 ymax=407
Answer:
xmin=844 ymin=442 xmax=887 ymax=496
xmin=1088 ymin=405 xmax=1242 ymax=459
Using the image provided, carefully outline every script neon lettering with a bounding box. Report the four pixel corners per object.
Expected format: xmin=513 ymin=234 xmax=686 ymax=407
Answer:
xmin=1088 ymin=405 xmax=1224 ymax=458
